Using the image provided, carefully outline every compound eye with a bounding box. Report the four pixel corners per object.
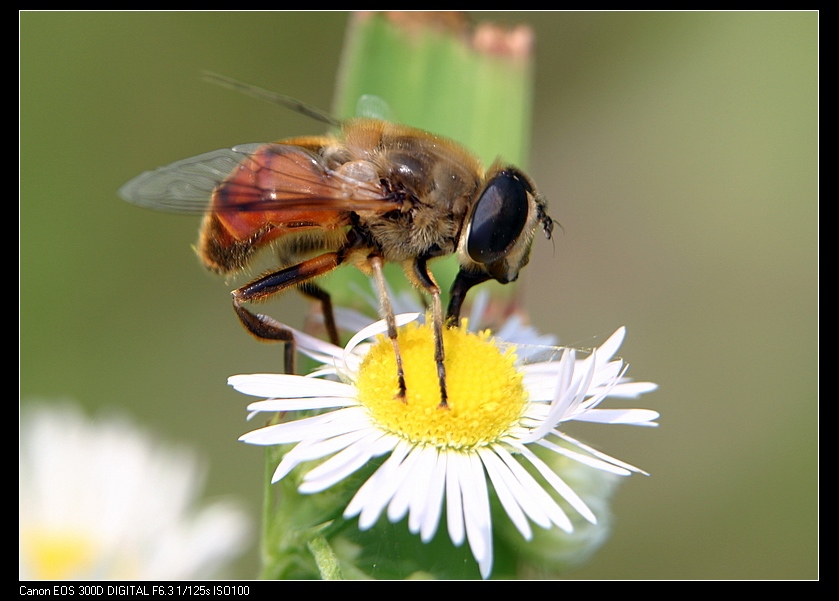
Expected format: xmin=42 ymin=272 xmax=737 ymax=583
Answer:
xmin=467 ymin=171 xmax=529 ymax=264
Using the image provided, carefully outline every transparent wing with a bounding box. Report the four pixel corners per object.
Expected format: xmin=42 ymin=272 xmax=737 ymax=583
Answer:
xmin=118 ymin=143 xmax=398 ymax=216
xmin=118 ymin=144 xmax=263 ymax=214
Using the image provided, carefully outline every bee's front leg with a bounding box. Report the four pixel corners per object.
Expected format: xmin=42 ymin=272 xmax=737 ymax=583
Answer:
xmin=446 ymin=269 xmax=491 ymax=327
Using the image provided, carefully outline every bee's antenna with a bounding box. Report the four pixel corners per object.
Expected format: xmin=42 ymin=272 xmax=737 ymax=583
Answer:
xmin=536 ymin=199 xmax=558 ymax=240
xmin=202 ymin=71 xmax=341 ymax=127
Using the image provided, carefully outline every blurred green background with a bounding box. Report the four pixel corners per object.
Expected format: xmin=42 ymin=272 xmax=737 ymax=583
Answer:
xmin=20 ymin=12 xmax=817 ymax=579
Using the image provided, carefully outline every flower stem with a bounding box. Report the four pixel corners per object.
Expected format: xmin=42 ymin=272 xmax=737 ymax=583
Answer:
xmin=308 ymin=535 xmax=343 ymax=580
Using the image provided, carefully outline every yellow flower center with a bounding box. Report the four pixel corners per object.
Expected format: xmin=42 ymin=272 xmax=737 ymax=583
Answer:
xmin=20 ymin=527 xmax=100 ymax=580
xmin=355 ymin=321 xmax=527 ymax=449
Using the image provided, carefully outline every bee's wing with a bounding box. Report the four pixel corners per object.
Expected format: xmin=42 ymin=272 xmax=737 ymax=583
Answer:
xmin=118 ymin=143 xmax=399 ymax=216
xmin=118 ymin=146 xmax=256 ymax=214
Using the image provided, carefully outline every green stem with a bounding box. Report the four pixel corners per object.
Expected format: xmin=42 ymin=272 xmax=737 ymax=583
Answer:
xmin=308 ymin=535 xmax=343 ymax=580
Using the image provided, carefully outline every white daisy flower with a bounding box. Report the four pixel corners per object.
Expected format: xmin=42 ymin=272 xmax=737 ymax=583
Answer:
xmin=19 ymin=402 xmax=252 ymax=580
xmin=233 ymin=316 xmax=658 ymax=579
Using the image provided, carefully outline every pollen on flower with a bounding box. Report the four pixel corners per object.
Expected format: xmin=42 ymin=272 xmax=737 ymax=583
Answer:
xmin=355 ymin=321 xmax=527 ymax=448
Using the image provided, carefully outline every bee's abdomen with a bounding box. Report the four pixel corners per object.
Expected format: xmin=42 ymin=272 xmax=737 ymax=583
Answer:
xmin=197 ymin=212 xmax=261 ymax=274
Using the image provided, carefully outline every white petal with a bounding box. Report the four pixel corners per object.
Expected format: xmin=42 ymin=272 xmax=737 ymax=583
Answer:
xmin=536 ymin=438 xmax=632 ymax=476
xmin=273 ymin=320 xmax=345 ymax=361
xmin=571 ymin=408 xmax=660 ymax=426
xmin=344 ymin=313 xmax=420 ymax=357
xmin=598 ymin=381 xmax=659 ymax=397
xmin=269 ymin=422 xmax=378 ymax=483
xmin=554 ymin=431 xmax=649 ymax=475
xmin=281 ymin=428 xmax=372 ymax=465
xmin=519 ymin=349 xmax=579 ymax=442
xmin=344 ymin=440 xmax=411 ymax=528
xmin=552 ymin=349 xmax=581 ymax=414
xmin=300 ymin=431 xmax=395 ymax=494
xmin=571 ymin=362 xmax=631 ymax=415
xmin=386 ymin=445 xmax=429 ymax=523
xmin=478 ymin=447 xmax=533 ymax=540
xmin=228 ymin=374 xmax=354 ymax=399
xmin=245 ymin=396 xmax=357 ymax=412
xmin=520 ymin=360 xmax=564 ymax=377
xmin=271 ymin=431 xmax=348 ymax=484
xmin=459 ymin=453 xmax=493 ymax=579
xmin=238 ymin=407 xmax=368 ymax=446
xmin=521 ymin=374 xmax=560 ymax=401
xmin=517 ymin=445 xmax=597 ymax=525
xmin=305 ymin=365 xmax=340 ymax=379
xmin=493 ymin=444 xmax=571 ymax=531
xmin=418 ymin=450 xmax=447 ymax=542
xmin=567 ymin=350 xmax=599 ymax=413
xmin=581 ymin=359 xmax=624 ymax=391
xmin=594 ymin=326 xmax=626 ymax=363
xmin=402 ymin=447 xmax=441 ymax=537
xmin=230 ymin=316 xmax=343 ymax=363
xmin=445 ymin=456 xmax=465 ymax=547
xmin=298 ymin=349 xmax=342 ymax=368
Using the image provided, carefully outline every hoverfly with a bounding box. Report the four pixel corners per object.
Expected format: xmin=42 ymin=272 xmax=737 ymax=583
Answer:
xmin=119 ymin=74 xmax=554 ymax=407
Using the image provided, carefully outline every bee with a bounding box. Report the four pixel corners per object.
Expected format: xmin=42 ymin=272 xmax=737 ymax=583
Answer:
xmin=119 ymin=75 xmax=554 ymax=407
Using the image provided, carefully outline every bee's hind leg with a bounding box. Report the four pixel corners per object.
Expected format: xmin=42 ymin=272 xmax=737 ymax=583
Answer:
xmin=231 ymin=252 xmax=341 ymax=374
xmin=232 ymin=304 xmax=298 ymax=376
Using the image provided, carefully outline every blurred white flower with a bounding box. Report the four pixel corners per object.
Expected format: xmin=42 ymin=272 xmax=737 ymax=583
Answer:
xmin=19 ymin=402 xmax=251 ymax=580
xmin=233 ymin=315 xmax=658 ymax=579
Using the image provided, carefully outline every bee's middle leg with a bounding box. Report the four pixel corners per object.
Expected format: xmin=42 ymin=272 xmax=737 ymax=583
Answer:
xmin=412 ymin=257 xmax=448 ymax=409
xmin=369 ymin=255 xmax=408 ymax=400
xmin=298 ymin=282 xmax=339 ymax=346
xmin=232 ymin=252 xmax=341 ymax=374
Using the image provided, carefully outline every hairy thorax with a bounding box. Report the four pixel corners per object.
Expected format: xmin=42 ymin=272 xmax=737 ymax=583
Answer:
xmin=340 ymin=120 xmax=484 ymax=262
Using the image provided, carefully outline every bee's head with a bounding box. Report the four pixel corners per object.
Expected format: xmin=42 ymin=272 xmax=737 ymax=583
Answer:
xmin=461 ymin=165 xmax=553 ymax=284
